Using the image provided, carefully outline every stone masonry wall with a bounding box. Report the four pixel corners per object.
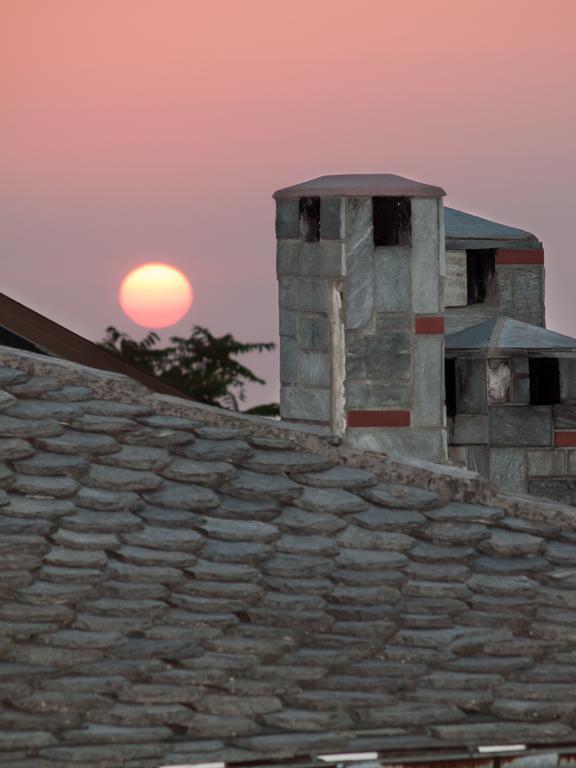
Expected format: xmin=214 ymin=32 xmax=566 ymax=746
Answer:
xmin=449 ymin=356 xmax=576 ymax=506
xmin=277 ymin=194 xmax=446 ymax=463
xmin=276 ymin=198 xmax=345 ymax=429
xmin=445 ymin=251 xmax=545 ymax=334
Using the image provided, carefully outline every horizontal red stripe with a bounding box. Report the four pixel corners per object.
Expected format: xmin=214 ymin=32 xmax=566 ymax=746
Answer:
xmin=496 ymin=249 xmax=544 ymax=265
xmin=555 ymin=431 xmax=576 ymax=447
xmin=415 ymin=316 xmax=445 ymax=335
xmin=347 ymin=410 xmax=411 ymax=428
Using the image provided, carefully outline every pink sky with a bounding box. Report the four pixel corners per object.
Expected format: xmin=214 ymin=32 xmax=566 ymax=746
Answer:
xmin=2 ymin=0 xmax=575 ymax=407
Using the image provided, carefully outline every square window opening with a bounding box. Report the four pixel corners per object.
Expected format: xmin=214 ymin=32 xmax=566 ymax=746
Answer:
xmin=466 ymin=249 xmax=496 ymax=305
xmin=299 ymin=197 xmax=320 ymax=242
xmin=373 ymin=197 xmax=411 ymax=247
xmin=529 ymin=357 xmax=560 ymax=405
xmin=445 ymin=359 xmax=457 ymax=417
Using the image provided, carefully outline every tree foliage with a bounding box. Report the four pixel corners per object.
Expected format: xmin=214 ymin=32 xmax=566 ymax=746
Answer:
xmin=100 ymin=325 xmax=279 ymax=414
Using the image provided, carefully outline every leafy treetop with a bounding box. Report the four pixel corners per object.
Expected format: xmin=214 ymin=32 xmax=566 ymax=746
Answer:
xmin=99 ymin=325 xmax=279 ymax=415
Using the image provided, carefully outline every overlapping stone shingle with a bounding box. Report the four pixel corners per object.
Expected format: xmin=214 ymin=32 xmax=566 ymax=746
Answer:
xmin=3 ymin=352 xmax=576 ymax=767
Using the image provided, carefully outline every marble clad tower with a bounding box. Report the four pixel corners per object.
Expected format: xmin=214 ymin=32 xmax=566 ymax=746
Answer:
xmin=274 ymin=174 xmax=447 ymax=462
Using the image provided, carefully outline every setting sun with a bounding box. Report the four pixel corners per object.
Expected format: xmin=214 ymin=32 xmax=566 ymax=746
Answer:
xmin=119 ymin=263 xmax=194 ymax=328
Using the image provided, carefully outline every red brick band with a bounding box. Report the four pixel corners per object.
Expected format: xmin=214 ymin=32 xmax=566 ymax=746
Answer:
xmin=347 ymin=410 xmax=411 ymax=428
xmin=496 ymin=249 xmax=544 ymax=265
xmin=555 ymin=431 xmax=576 ymax=447
xmin=415 ymin=316 xmax=445 ymax=335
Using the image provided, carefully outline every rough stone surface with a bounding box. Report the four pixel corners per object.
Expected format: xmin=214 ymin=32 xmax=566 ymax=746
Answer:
xmin=375 ymin=246 xmax=411 ymax=312
xmin=280 ymin=387 xmax=331 ymax=423
xmin=345 ymin=197 xmax=374 ymax=329
xmin=490 ymin=448 xmax=526 ymax=494
xmin=490 ymin=406 xmax=552 ymax=447
xmin=452 ymin=414 xmax=488 ymax=445
xmin=1 ymin=350 xmax=576 ymax=764
xmin=455 ymin=358 xmax=487 ymax=414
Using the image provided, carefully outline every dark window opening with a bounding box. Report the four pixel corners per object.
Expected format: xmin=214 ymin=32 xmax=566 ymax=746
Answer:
xmin=373 ymin=197 xmax=411 ymax=247
xmin=445 ymin=359 xmax=457 ymax=417
xmin=299 ymin=197 xmax=320 ymax=242
xmin=529 ymin=357 xmax=560 ymax=405
xmin=466 ymin=249 xmax=496 ymax=304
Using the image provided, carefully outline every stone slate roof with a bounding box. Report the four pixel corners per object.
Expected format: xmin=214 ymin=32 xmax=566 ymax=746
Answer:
xmin=446 ymin=317 xmax=576 ymax=354
xmin=273 ymin=174 xmax=446 ymax=199
xmin=444 ymin=207 xmax=541 ymax=250
xmin=3 ymin=347 xmax=576 ymax=767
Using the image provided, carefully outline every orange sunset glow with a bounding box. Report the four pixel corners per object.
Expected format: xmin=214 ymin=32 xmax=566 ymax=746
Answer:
xmin=2 ymin=0 xmax=575 ymax=407
xmin=119 ymin=263 xmax=193 ymax=328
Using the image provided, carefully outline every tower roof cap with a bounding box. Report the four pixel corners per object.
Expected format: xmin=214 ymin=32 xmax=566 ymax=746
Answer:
xmin=273 ymin=173 xmax=446 ymax=199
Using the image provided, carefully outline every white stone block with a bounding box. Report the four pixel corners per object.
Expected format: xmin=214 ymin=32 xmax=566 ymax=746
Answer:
xmin=445 ymin=250 xmax=467 ymax=307
xmin=374 ymin=247 xmax=411 ymax=312
xmin=413 ymin=336 xmax=443 ymax=427
xmin=528 ymin=449 xmax=567 ymax=477
xmin=411 ymin=198 xmax=440 ymax=313
xmin=345 ymin=197 xmax=374 ymax=329
xmin=489 ymin=447 xmax=526 ymax=493
xmin=347 ymin=427 xmax=444 ymax=462
xmin=280 ymin=386 xmax=330 ymax=422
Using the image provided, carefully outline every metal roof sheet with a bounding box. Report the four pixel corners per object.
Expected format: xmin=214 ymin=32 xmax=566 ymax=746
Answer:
xmin=446 ymin=317 xmax=576 ymax=352
xmin=445 ymin=207 xmax=541 ymax=250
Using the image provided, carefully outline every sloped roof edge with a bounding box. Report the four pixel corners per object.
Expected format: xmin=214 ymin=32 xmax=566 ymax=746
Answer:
xmin=446 ymin=317 xmax=576 ymax=353
xmin=0 ymin=291 xmax=187 ymax=399
xmin=273 ymin=174 xmax=446 ymax=199
xmin=444 ymin=207 xmax=541 ymax=248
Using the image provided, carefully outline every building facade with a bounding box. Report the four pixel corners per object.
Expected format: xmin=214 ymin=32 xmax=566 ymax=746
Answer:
xmin=275 ymin=174 xmax=576 ymax=506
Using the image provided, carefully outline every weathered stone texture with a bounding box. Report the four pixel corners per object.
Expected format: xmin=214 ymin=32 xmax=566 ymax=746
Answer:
xmin=348 ymin=428 xmax=445 ymax=463
xmin=455 ymin=358 xmax=487 ymax=414
xmin=275 ymin=198 xmax=300 ymax=239
xmin=2 ymin=354 xmax=576 ymax=764
xmin=277 ymin=240 xmax=344 ymax=277
xmin=560 ymin=358 xmax=576 ymax=402
xmin=489 ymin=406 xmax=552 ymax=447
xmin=528 ymin=449 xmax=567 ymax=477
xmin=345 ymin=197 xmax=374 ymax=329
xmin=490 ymin=448 xmax=526 ymax=494
xmin=497 ymin=265 xmax=545 ymax=326
xmin=320 ymin=197 xmax=343 ymax=240
xmin=375 ymin=247 xmax=411 ymax=312
xmin=529 ymin=479 xmax=576 ymax=506
xmin=411 ymin=198 xmax=441 ymax=313
xmin=280 ymin=387 xmax=330 ymax=422
xmin=413 ymin=336 xmax=443 ymax=427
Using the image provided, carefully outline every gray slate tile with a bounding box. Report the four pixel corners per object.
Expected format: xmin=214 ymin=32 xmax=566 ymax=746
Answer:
xmin=294 ymin=487 xmax=367 ymax=514
xmin=240 ymin=450 xmax=333 ymax=475
xmin=292 ymin=465 xmax=378 ymax=489
xmin=0 ymin=438 xmax=34 ymax=460
xmin=97 ymin=445 xmax=170 ymax=470
xmin=0 ymin=415 xmax=63 ymax=438
xmin=37 ymin=429 xmax=120 ymax=455
xmin=360 ymin=483 xmax=442 ymax=510
xmin=162 ymin=456 xmax=236 ymax=485
xmin=76 ymin=486 xmax=143 ymax=511
xmin=223 ymin=470 xmax=303 ymax=502
xmin=14 ymin=452 xmax=89 ymax=476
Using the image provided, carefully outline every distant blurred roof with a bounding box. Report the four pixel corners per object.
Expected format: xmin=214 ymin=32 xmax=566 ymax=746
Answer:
xmin=446 ymin=317 xmax=576 ymax=353
xmin=0 ymin=291 xmax=185 ymax=398
xmin=445 ymin=207 xmax=541 ymax=250
xmin=273 ymin=174 xmax=445 ymax=199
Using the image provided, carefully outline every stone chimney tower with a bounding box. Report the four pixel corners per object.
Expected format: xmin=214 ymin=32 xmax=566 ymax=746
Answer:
xmin=274 ymin=174 xmax=447 ymax=462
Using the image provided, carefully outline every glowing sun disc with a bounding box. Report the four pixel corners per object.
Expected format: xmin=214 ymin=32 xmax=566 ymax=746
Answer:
xmin=119 ymin=263 xmax=194 ymax=328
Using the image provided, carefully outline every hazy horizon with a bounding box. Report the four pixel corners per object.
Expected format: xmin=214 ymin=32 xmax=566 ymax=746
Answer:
xmin=2 ymin=0 xmax=575 ymax=407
